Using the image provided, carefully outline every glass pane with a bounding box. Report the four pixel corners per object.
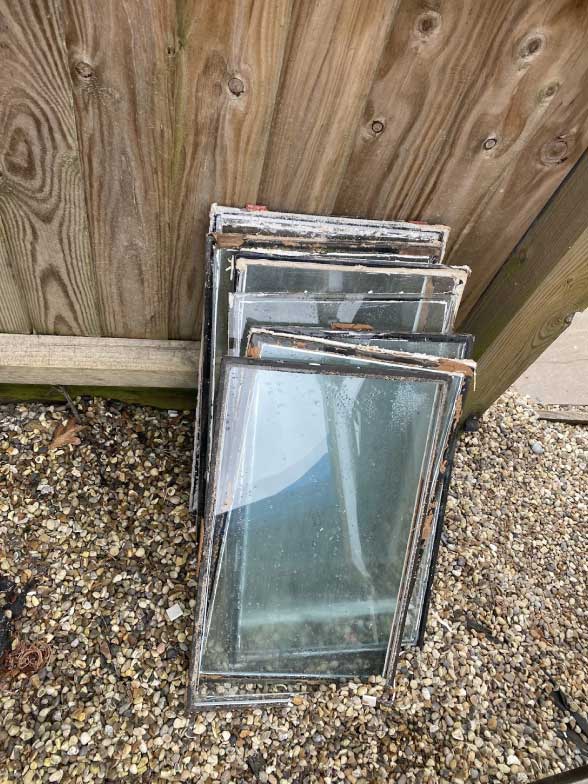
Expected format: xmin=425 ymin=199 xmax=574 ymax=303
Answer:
xmin=229 ymin=293 xmax=452 ymax=356
xmin=198 ymin=360 xmax=447 ymax=682
xmin=243 ymin=334 xmax=471 ymax=647
xmin=193 ymin=243 xmax=457 ymax=516
xmin=235 ymin=258 xmax=467 ymax=297
xmin=248 ymin=327 xmax=471 ymax=359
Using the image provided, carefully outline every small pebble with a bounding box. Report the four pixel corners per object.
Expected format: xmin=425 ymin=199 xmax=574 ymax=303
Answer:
xmin=166 ymin=603 xmax=184 ymax=621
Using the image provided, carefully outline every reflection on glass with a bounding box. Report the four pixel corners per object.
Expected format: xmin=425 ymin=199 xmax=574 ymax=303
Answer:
xmin=243 ymin=334 xmax=471 ymax=647
xmin=200 ymin=361 xmax=445 ymax=679
xmin=229 ymin=294 xmax=452 ymax=356
xmin=235 ymin=258 xmax=467 ymax=297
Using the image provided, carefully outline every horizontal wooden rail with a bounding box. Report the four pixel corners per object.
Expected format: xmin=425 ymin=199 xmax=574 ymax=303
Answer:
xmin=0 ymin=334 xmax=199 ymax=389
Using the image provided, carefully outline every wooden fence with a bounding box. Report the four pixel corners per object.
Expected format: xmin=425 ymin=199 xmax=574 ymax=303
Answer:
xmin=1 ymin=0 xmax=588 ymax=412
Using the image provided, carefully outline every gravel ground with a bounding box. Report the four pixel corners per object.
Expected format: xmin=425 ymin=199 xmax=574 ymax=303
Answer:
xmin=0 ymin=390 xmax=587 ymax=783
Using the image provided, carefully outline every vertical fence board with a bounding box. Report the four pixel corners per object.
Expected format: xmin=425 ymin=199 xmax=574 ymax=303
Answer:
xmin=335 ymin=0 xmax=588 ymax=318
xmin=0 ymin=0 xmax=100 ymax=335
xmin=63 ymin=0 xmax=176 ymax=339
xmin=0 ymin=216 xmax=31 ymax=333
xmin=258 ymin=0 xmax=399 ymax=215
xmin=168 ymin=0 xmax=293 ymax=340
xmin=463 ymin=151 xmax=588 ymax=414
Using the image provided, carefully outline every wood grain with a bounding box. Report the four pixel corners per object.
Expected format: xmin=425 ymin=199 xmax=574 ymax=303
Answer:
xmin=463 ymin=152 xmax=588 ymax=415
xmin=169 ymin=0 xmax=293 ymax=339
xmin=0 ymin=0 xmax=100 ymax=335
xmin=335 ymin=0 xmax=588 ymax=318
xmin=536 ymin=409 xmax=588 ymax=425
xmin=63 ymin=0 xmax=176 ymax=339
xmin=258 ymin=0 xmax=398 ymax=215
xmin=0 ymin=333 xmax=199 ymax=388
xmin=0 ymin=214 xmax=31 ymax=332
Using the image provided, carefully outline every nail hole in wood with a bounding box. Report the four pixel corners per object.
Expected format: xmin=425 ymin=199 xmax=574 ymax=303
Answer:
xmin=228 ymin=77 xmax=245 ymax=96
xmin=371 ymin=120 xmax=385 ymax=135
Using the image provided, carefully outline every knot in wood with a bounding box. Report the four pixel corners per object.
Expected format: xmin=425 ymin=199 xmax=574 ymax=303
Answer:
xmin=416 ymin=11 xmax=441 ymax=38
xmin=74 ymin=61 xmax=94 ymax=80
xmin=519 ymin=33 xmax=544 ymax=60
xmin=371 ymin=120 xmax=385 ymax=135
xmin=228 ymin=77 xmax=245 ymax=96
xmin=540 ymin=137 xmax=569 ymax=166
xmin=542 ymin=82 xmax=559 ymax=99
xmin=483 ymin=136 xmax=497 ymax=151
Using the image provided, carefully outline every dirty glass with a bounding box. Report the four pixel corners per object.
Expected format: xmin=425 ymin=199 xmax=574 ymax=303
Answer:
xmin=192 ymin=243 xmax=456 ymax=516
xmin=242 ymin=334 xmax=471 ymax=647
xmin=245 ymin=330 xmax=474 ymax=375
xmin=210 ymin=204 xmax=449 ymax=259
xmin=235 ymin=258 xmax=468 ymax=297
xmin=247 ymin=327 xmax=471 ymax=360
xmin=192 ymin=359 xmax=448 ymax=699
xmin=229 ymin=293 xmax=453 ymax=356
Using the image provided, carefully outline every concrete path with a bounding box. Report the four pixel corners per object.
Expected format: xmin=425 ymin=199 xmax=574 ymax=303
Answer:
xmin=513 ymin=309 xmax=588 ymax=404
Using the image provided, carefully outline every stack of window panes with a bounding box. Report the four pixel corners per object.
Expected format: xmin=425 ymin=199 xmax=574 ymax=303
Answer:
xmin=188 ymin=205 xmax=475 ymax=710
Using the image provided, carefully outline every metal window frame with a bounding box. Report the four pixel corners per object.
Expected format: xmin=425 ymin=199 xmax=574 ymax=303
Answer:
xmin=188 ymin=356 xmax=467 ymax=711
xmin=209 ymin=203 xmax=450 ymax=262
xmin=246 ymin=325 xmax=474 ymax=358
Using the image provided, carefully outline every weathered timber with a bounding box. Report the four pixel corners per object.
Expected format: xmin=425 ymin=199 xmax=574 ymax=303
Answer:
xmin=258 ymin=0 xmax=398 ymax=214
xmin=0 ymin=334 xmax=199 ymax=389
xmin=169 ymin=0 xmax=292 ymax=338
xmin=335 ymin=0 xmax=588 ymax=318
xmin=462 ymin=152 xmax=588 ymax=416
xmin=0 ymin=214 xmax=30 ymax=333
xmin=536 ymin=409 xmax=588 ymax=425
xmin=63 ymin=0 xmax=176 ymax=339
xmin=0 ymin=0 xmax=100 ymax=335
